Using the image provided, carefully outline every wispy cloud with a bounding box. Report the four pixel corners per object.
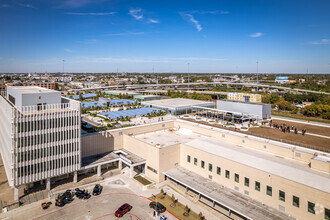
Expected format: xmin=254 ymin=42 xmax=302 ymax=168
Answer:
xmin=249 ymin=32 xmax=263 ymax=38
xmin=66 ymin=12 xmax=116 ymax=15
xmin=149 ymin=18 xmax=159 ymax=24
xmin=59 ymin=0 xmax=106 ymax=8
xmin=103 ymin=31 xmax=146 ymax=36
xmin=188 ymin=10 xmax=229 ymax=14
xmin=18 ymin=3 xmax=36 ymax=9
xmin=309 ymin=39 xmax=329 ymax=45
xmin=181 ymin=13 xmax=202 ymax=32
xmin=0 ymin=4 xmax=9 ymax=8
xmin=0 ymin=3 xmax=36 ymax=9
xmin=129 ymin=8 xmax=143 ymax=21
xmin=65 ymin=48 xmax=77 ymax=53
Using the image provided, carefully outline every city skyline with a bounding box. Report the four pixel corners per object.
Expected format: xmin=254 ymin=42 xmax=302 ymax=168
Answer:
xmin=0 ymin=0 xmax=330 ymax=73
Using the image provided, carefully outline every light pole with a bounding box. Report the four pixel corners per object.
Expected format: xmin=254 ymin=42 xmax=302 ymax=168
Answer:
xmin=62 ymin=60 xmax=65 ymax=74
xmin=116 ymin=68 xmax=119 ymax=90
xmin=187 ymin=62 xmax=190 ymax=91
xmin=256 ymin=61 xmax=259 ymax=91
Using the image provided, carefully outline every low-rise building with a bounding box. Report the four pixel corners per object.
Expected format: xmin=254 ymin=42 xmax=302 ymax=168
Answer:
xmin=227 ymin=92 xmax=262 ymax=103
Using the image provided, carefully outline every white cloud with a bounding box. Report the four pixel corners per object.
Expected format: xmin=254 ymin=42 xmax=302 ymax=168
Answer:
xmin=181 ymin=13 xmax=202 ymax=32
xmin=60 ymin=0 xmax=105 ymax=8
xmin=189 ymin=10 xmax=229 ymax=14
xmin=18 ymin=3 xmax=36 ymax=9
xmin=249 ymin=32 xmax=263 ymax=38
xmin=66 ymin=12 xmax=116 ymax=15
xmin=149 ymin=18 xmax=159 ymax=24
xmin=309 ymin=39 xmax=329 ymax=45
xmin=129 ymin=8 xmax=143 ymax=21
xmin=0 ymin=4 xmax=9 ymax=8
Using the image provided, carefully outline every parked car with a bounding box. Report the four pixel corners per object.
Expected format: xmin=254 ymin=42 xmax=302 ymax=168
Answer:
xmin=149 ymin=202 xmax=166 ymax=213
xmin=92 ymin=184 xmax=103 ymax=196
xmin=75 ymin=188 xmax=91 ymax=200
xmin=55 ymin=191 xmax=74 ymax=207
xmin=115 ymin=203 xmax=132 ymax=217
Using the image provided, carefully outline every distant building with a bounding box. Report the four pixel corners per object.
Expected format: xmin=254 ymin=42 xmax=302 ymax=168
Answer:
xmin=227 ymin=92 xmax=262 ymax=103
xmin=275 ymin=76 xmax=296 ymax=84
xmin=217 ymin=100 xmax=271 ymax=119
xmin=141 ymin=98 xmax=215 ymax=115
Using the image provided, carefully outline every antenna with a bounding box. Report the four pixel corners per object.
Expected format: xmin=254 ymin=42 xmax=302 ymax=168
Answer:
xmin=62 ymin=60 xmax=65 ymax=74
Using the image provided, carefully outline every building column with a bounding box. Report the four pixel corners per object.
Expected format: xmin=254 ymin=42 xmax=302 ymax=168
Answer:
xmin=212 ymin=201 xmax=215 ymax=207
xmin=97 ymin=165 xmax=101 ymax=177
xmin=14 ymin=187 xmax=19 ymax=201
xmin=129 ymin=166 xmax=134 ymax=178
xmin=46 ymin=178 xmax=51 ymax=191
xmin=73 ymin=171 xmax=78 ymax=183
xmin=118 ymin=160 xmax=122 ymax=170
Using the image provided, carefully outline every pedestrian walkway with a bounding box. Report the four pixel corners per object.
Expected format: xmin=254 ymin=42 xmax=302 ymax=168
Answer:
xmin=272 ymin=116 xmax=330 ymax=128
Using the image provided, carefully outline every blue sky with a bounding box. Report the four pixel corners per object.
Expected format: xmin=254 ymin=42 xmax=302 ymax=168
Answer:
xmin=0 ymin=0 xmax=329 ymax=73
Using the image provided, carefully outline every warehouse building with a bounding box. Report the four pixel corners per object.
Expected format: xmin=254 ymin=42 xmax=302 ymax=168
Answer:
xmin=217 ymin=100 xmax=271 ymax=120
xmin=141 ymin=98 xmax=215 ymax=115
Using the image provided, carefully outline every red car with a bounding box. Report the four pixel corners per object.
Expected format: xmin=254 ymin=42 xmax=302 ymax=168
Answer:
xmin=115 ymin=203 xmax=132 ymax=217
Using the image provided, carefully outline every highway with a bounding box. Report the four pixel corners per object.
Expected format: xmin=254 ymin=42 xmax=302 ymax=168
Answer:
xmin=68 ymin=82 xmax=329 ymax=95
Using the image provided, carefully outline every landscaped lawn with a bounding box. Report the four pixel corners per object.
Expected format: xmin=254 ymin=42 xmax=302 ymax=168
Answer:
xmin=149 ymin=193 xmax=202 ymax=220
xmin=134 ymin=175 xmax=152 ymax=185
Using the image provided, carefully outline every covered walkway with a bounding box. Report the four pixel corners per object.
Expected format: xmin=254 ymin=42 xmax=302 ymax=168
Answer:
xmin=163 ymin=166 xmax=294 ymax=220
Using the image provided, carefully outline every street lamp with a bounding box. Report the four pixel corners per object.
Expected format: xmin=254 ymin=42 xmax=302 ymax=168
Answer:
xmin=256 ymin=61 xmax=259 ymax=91
xmin=187 ymin=62 xmax=190 ymax=91
xmin=62 ymin=60 xmax=65 ymax=74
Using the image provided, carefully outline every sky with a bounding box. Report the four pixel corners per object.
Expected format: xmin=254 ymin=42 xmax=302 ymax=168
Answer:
xmin=0 ymin=0 xmax=330 ymax=73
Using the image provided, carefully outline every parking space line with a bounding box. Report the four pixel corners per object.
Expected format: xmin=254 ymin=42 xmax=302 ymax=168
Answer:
xmin=32 ymin=192 xmax=179 ymax=220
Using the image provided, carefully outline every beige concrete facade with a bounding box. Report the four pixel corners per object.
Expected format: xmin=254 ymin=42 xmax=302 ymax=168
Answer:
xmin=227 ymin=92 xmax=262 ymax=103
xmin=81 ymin=119 xmax=330 ymax=220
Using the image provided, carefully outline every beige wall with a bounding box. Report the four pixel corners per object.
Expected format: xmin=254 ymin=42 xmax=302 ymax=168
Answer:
xmin=175 ymin=121 xmax=328 ymax=173
xmin=81 ymin=121 xmax=175 ymax=157
xmin=180 ymin=144 xmax=330 ymax=220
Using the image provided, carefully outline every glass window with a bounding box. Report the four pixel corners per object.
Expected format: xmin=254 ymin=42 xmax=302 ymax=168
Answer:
xmin=266 ymin=186 xmax=272 ymax=196
xmin=201 ymin=160 xmax=205 ymax=169
xmin=234 ymin=173 xmax=239 ymax=183
xmin=194 ymin=158 xmax=198 ymax=166
xmin=279 ymin=190 xmax=285 ymax=202
xmin=208 ymin=163 xmax=213 ymax=172
xmin=244 ymin=177 xmax=249 ymax=187
xmin=293 ymin=196 xmax=299 ymax=208
xmin=308 ymin=202 xmax=315 ymax=214
xmin=187 ymin=155 xmax=190 ymax=163
xmin=225 ymin=170 xmax=230 ymax=179
xmin=216 ymin=167 xmax=221 ymax=175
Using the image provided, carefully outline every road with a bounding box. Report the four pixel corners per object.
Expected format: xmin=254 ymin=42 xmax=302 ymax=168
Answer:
xmin=68 ymin=82 xmax=329 ymax=95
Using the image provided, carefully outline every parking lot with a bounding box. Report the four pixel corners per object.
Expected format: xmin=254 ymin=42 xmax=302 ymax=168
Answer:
xmin=0 ymin=182 xmax=174 ymax=220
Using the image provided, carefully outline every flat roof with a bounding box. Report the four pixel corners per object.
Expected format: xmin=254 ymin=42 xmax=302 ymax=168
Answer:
xmin=164 ymin=167 xmax=294 ymax=220
xmin=218 ymin=99 xmax=269 ymax=106
xmin=105 ymin=90 xmax=141 ymax=95
xmin=185 ymin=138 xmax=330 ymax=193
xmin=8 ymin=86 xmax=59 ymax=94
xmin=142 ymin=98 xmax=214 ymax=108
xmin=134 ymin=127 xmax=330 ymax=193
